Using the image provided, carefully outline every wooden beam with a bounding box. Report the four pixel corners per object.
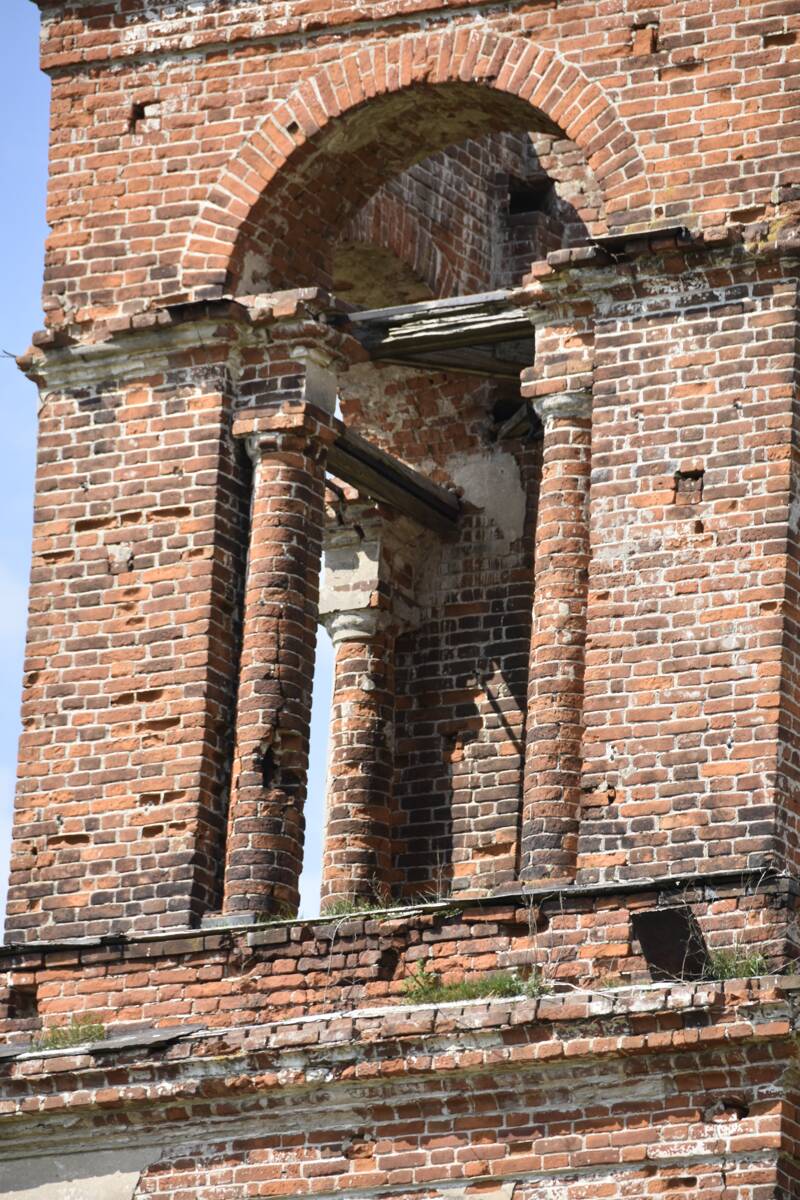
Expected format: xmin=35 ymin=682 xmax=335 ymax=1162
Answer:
xmin=376 ymin=337 xmax=534 ymax=379
xmin=346 ymin=290 xmax=535 ymax=363
xmin=327 ymin=423 xmax=461 ymax=535
xmin=495 ymin=403 xmax=533 ymax=440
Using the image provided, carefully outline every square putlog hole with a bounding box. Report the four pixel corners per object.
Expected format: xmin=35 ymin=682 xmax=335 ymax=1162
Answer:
xmin=673 ymin=468 xmax=704 ymax=506
xmin=7 ymin=986 xmax=39 ymax=1022
xmin=631 ymin=907 xmax=711 ymax=981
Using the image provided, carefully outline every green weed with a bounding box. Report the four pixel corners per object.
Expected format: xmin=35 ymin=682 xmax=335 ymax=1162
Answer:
xmin=703 ymin=947 xmax=768 ymax=980
xmin=32 ymin=1014 xmax=105 ymax=1051
xmin=403 ymin=965 xmax=547 ymax=1004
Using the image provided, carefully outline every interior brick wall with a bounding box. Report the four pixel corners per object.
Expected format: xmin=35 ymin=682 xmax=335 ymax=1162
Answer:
xmin=339 ymin=129 xmax=598 ymax=302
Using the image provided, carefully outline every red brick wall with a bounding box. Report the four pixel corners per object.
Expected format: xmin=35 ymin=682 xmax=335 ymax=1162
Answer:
xmin=8 ymin=317 xmax=251 ymax=939
xmin=33 ymin=4 xmax=799 ymax=327
xmin=1 ymin=971 xmax=798 ymax=1199
xmin=577 ymin=264 xmax=798 ymax=882
xmin=9 ymin=0 xmax=800 ymax=940
xmin=4 ymin=2 xmax=800 ymax=1193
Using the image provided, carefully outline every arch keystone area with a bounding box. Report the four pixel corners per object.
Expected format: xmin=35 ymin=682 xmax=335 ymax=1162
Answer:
xmin=182 ymin=30 xmax=649 ymax=298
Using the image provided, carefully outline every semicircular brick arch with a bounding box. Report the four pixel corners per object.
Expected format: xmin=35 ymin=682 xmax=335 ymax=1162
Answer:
xmin=182 ymin=29 xmax=649 ymax=299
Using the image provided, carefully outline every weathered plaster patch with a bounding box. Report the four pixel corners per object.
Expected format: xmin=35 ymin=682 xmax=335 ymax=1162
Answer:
xmin=320 ymin=541 xmax=380 ymax=616
xmin=0 ymin=1149 xmax=161 ymax=1200
xmin=445 ymin=449 xmax=526 ymax=543
xmin=440 ymin=1180 xmax=516 ymax=1200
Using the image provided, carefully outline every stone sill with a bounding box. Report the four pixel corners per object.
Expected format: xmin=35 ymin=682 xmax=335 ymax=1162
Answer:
xmin=3 ymin=975 xmax=798 ymax=1069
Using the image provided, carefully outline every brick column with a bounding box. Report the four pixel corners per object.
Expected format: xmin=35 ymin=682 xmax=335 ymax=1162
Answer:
xmin=320 ymin=609 xmax=396 ymax=909
xmin=520 ymin=390 xmax=592 ymax=884
xmin=222 ymin=402 xmax=336 ymax=917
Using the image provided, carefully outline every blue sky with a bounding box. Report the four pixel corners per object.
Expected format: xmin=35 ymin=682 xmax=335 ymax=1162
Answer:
xmin=0 ymin=0 xmax=333 ymax=923
xmin=0 ymin=2 xmax=50 ymax=922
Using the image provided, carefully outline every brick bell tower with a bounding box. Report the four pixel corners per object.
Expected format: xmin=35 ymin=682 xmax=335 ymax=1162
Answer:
xmin=3 ymin=1 xmax=800 ymax=1196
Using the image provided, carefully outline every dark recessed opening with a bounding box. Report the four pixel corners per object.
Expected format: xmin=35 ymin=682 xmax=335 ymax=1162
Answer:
xmin=705 ymin=1096 xmax=750 ymax=1123
xmin=8 ymin=986 xmax=38 ymax=1022
xmin=129 ymin=99 xmax=160 ymax=133
xmin=508 ymin=176 xmax=555 ymax=216
xmin=674 ymin=467 xmax=704 ymax=505
xmin=631 ymin=906 xmax=711 ymax=981
xmin=129 ymin=102 xmax=148 ymax=132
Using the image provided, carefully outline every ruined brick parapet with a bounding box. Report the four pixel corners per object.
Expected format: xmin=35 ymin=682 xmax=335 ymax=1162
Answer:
xmin=2 ymin=972 xmax=800 ymax=1196
xmin=0 ymin=877 xmax=795 ymax=1036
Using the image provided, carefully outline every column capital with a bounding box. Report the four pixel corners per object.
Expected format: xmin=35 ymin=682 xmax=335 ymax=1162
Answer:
xmin=322 ymin=608 xmax=390 ymax=646
xmin=232 ymin=401 xmax=339 ymax=464
xmin=287 ymin=343 xmax=339 ymax=413
xmin=532 ymin=390 xmax=592 ymax=425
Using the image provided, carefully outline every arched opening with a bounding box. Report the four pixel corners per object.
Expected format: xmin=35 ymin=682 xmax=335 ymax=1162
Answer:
xmin=216 ymin=64 xmax=615 ymax=911
xmin=228 ymin=82 xmax=606 ymax=298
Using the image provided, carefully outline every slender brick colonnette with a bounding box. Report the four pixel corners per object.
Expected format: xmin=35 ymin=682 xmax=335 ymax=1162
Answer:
xmin=521 ymin=391 xmax=592 ymax=883
xmin=224 ymin=403 xmax=337 ymax=917
xmin=320 ymin=610 xmax=397 ymax=908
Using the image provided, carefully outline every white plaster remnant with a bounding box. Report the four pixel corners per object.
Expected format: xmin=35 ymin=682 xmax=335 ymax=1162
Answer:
xmin=240 ymin=249 xmax=270 ymax=295
xmin=439 ymin=1180 xmax=517 ymax=1200
xmin=107 ymin=542 xmax=134 ymax=575
xmin=0 ymin=1148 xmax=161 ymax=1200
xmin=445 ymin=449 xmax=526 ymax=544
xmin=788 ymin=472 xmax=800 ymax=534
xmin=320 ymin=541 xmax=381 ymax=617
xmin=288 ymin=344 xmax=339 ymax=413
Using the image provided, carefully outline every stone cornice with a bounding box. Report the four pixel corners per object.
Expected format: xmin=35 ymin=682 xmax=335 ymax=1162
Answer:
xmin=18 ymin=291 xmax=362 ymax=394
xmin=0 ymin=975 xmax=797 ymax=1160
xmin=512 ymin=237 xmax=800 ymax=327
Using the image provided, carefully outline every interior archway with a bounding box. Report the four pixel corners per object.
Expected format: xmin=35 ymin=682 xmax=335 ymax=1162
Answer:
xmin=182 ymin=31 xmax=647 ymax=301
xmin=227 ymin=83 xmax=606 ymax=297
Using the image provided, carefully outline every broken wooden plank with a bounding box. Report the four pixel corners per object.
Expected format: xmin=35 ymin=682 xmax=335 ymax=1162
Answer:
xmin=346 ymin=290 xmax=535 ymax=362
xmin=367 ymin=310 xmax=534 ymax=356
xmin=375 ymin=337 xmax=534 ymax=379
xmin=327 ymin=423 xmax=460 ymax=535
xmin=350 ymin=290 xmax=512 ymax=324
